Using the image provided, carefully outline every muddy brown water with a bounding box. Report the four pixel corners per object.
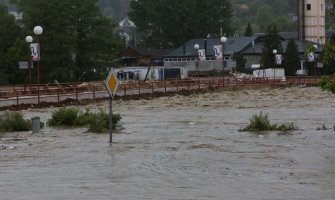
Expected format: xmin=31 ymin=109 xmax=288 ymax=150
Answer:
xmin=0 ymin=87 xmax=335 ymax=200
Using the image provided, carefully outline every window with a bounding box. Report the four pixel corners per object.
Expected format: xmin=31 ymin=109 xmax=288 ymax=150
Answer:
xmin=307 ymin=4 xmax=311 ymax=11
xmin=321 ymin=4 xmax=323 ymax=11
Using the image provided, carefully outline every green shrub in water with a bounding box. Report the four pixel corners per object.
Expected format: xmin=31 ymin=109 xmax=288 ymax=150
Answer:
xmin=0 ymin=112 xmax=32 ymax=132
xmin=48 ymin=107 xmax=122 ymax=133
xmin=48 ymin=107 xmax=80 ymax=126
xmin=239 ymin=112 xmax=276 ymax=132
xmin=240 ymin=112 xmax=299 ymax=133
xmin=88 ymin=110 xmax=122 ymax=133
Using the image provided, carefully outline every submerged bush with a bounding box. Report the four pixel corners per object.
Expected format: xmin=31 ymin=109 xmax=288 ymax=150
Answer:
xmin=48 ymin=107 xmax=122 ymax=133
xmin=240 ymin=112 xmax=299 ymax=133
xmin=48 ymin=107 xmax=79 ymax=126
xmin=239 ymin=112 xmax=276 ymax=132
xmin=0 ymin=112 xmax=31 ymax=132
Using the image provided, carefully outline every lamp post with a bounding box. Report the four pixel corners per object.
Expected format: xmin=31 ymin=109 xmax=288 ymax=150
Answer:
xmin=194 ymin=44 xmax=200 ymax=81
xmin=33 ymin=26 xmax=43 ymax=104
xmin=221 ymin=36 xmax=227 ymax=87
xmin=313 ymin=44 xmax=318 ymax=76
xmin=25 ymin=35 xmax=33 ymax=91
xmin=272 ymin=49 xmax=277 ymax=84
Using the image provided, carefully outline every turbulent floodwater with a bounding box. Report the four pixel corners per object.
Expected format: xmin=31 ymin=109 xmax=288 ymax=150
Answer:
xmin=0 ymin=86 xmax=335 ymax=200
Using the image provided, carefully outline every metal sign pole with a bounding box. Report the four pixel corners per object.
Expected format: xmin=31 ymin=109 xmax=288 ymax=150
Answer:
xmin=109 ymin=97 xmax=113 ymax=145
xmin=105 ymin=67 xmax=120 ymax=146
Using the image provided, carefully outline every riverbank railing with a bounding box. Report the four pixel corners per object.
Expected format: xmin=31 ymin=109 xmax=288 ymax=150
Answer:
xmin=0 ymin=76 xmax=320 ymax=109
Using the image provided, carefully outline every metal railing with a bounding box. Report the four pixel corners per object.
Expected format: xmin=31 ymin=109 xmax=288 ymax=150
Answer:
xmin=0 ymin=76 xmax=320 ymax=109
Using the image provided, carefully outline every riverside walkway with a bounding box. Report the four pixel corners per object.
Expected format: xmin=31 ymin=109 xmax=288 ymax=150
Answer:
xmin=0 ymin=76 xmax=319 ymax=109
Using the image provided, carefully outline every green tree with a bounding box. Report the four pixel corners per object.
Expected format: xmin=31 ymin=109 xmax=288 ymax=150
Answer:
xmin=321 ymin=43 xmax=335 ymax=75
xmin=273 ymin=16 xmax=295 ymax=32
xmin=244 ymin=22 xmax=252 ymax=36
xmin=283 ymin=39 xmax=300 ymax=76
xmin=260 ymin=24 xmax=283 ymax=69
xmin=232 ymin=52 xmax=246 ymax=72
xmin=128 ymin=0 xmax=233 ymax=48
xmin=0 ymin=4 xmax=24 ymax=85
xmin=304 ymin=44 xmax=318 ymax=76
xmin=255 ymin=5 xmax=273 ymax=32
xmin=13 ymin=0 xmax=123 ymax=83
xmin=330 ymin=33 xmax=335 ymax=45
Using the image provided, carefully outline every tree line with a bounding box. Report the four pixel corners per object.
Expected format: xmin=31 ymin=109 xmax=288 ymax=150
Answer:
xmin=0 ymin=0 xmax=335 ymax=86
xmin=1 ymin=0 xmax=123 ymax=85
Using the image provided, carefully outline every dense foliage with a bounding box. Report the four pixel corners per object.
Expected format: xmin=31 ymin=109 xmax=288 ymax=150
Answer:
xmin=0 ymin=4 xmax=26 ymax=85
xmin=48 ymin=107 xmax=122 ymax=133
xmin=129 ymin=0 xmax=233 ymax=48
xmin=260 ymin=24 xmax=283 ymax=69
xmin=283 ymin=39 xmax=300 ymax=76
xmin=320 ymin=75 xmax=335 ymax=93
xmin=0 ymin=112 xmax=31 ymax=132
xmin=3 ymin=0 xmax=123 ymax=84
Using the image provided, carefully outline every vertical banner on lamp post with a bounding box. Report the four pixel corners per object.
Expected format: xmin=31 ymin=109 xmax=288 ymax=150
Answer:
xmin=198 ymin=49 xmax=206 ymax=61
xmin=213 ymin=45 xmax=223 ymax=60
xmin=307 ymin=52 xmax=315 ymax=62
xmin=275 ymin=54 xmax=282 ymax=65
xmin=30 ymin=43 xmax=40 ymax=61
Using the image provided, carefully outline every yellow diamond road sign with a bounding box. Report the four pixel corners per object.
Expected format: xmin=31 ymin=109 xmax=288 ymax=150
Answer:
xmin=105 ymin=68 xmax=120 ymax=98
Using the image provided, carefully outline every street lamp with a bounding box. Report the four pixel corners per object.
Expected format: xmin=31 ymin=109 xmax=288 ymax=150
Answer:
xmin=25 ymin=35 xmax=33 ymax=91
xmin=273 ymin=49 xmax=278 ymax=83
xmin=194 ymin=44 xmax=200 ymax=81
xmin=221 ymin=36 xmax=227 ymax=87
xmin=313 ymin=44 xmax=318 ymax=76
xmin=33 ymin=26 xmax=43 ymax=104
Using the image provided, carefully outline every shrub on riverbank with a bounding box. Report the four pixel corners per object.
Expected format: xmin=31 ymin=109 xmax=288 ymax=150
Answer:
xmin=47 ymin=107 xmax=122 ymax=133
xmin=239 ymin=112 xmax=299 ymax=134
xmin=319 ymin=75 xmax=335 ymax=93
xmin=0 ymin=112 xmax=31 ymax=132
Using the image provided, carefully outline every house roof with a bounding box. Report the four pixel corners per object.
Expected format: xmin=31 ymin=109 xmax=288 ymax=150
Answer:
xmin=242 ymin=40 xmax=322 ymax=54
xmin=118 ymin=46 xmax=173 ymax=59
xmin=163 ymin=36 xmax=258 ymax=58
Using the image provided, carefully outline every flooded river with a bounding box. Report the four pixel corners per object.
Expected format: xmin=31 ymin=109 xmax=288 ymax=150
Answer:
xmin=0 ymin=86 xmax=335 ymax=200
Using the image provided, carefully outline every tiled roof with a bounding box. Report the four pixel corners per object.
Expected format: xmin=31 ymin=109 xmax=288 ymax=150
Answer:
xmin=163 ymin=36 xmax=258 ymax=57
xmin=118 ymin=46 xmax=173 ymax=59
xmin=242 ymin=40 xmax=322 ymax=54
